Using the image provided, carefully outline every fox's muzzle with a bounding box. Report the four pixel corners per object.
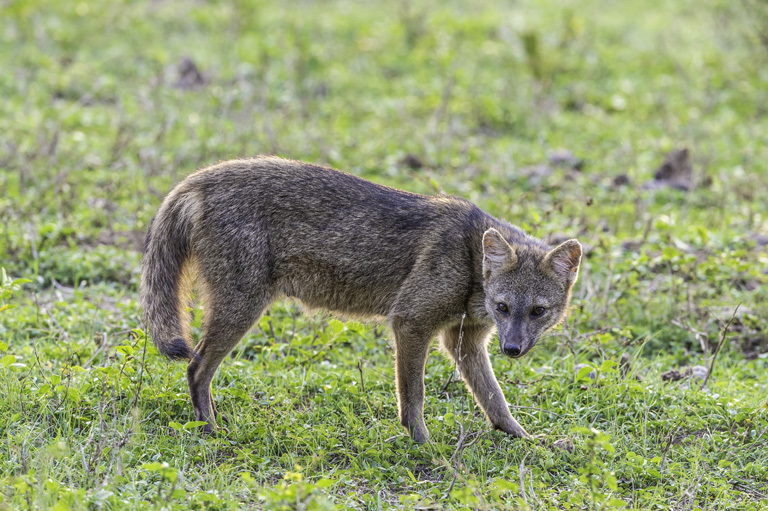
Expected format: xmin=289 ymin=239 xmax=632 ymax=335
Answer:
xmin=498 ymin=320 xmax=530 ymax=358
xmin=502 ymin=342 xmax=522 ymax=358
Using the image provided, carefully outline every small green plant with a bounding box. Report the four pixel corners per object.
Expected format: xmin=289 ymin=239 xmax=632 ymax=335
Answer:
xmin=571 ymin=427 xmax=627 ymax=510
xmin=255 ymin=467 xmax=337 ymax=511
xmin=0 ymin=268 xmax=29 ymax=313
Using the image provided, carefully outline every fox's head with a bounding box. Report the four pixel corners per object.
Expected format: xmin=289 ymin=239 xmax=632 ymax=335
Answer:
xmin=481 ymin=228 xmax=582 ymax=358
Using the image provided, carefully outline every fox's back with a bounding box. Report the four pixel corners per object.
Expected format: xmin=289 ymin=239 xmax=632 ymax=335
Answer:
xmin=180 ymin=157 xmax=485 ymax=315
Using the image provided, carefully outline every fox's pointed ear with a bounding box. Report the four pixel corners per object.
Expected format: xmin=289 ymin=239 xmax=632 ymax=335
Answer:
xmin=543 ymin=239 xmax=582 ymax=284
xmin=482 ymin=228 xmax=517 ymax=280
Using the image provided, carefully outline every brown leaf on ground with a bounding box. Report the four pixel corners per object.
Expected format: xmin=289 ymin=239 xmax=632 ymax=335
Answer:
xmin=661 ymin=368 xmax=689 ymax=382
xmin=533 ymin=434 xmax=573 ymax=453
xmin=644 ymin=148 xmax=693 ymax=191
xmin=551 ymin=438 xmax=574 ymax=453
xmin=661 ymin=365 xmax=708 ymax=382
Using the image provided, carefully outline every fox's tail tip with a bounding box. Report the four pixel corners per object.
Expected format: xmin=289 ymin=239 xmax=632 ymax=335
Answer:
xmin=159 ymin=337 xmax=195 ymax=361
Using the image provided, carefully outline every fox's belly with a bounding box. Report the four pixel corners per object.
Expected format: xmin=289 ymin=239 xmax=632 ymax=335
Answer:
xmin=274 ymin=255 xmax=402 ymax=318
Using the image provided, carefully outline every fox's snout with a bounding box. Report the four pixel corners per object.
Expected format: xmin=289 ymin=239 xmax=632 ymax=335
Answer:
xmin=502 ymin=341 xmax=522 ymax=357
xmin=500 ymin=336 xmax=534 ymax=358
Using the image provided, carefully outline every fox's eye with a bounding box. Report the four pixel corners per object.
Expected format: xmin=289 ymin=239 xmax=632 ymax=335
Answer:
xmin=531 ymin=306 xmax=546 ymax=317
xmin=496 ymin=302 xmax=508 ymax=313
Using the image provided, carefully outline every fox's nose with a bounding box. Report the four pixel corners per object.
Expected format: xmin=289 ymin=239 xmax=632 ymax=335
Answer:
xmin=503 ymin=343 xmax=522 ymax=357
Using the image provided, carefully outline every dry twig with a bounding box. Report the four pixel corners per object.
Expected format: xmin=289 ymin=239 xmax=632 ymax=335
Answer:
xmin=700 ymin=303 xmax=740 ymax=390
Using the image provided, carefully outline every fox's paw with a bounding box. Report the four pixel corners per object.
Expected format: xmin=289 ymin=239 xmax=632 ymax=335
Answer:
xmin=495 ymin=423 xmax=530 ymax=440
xmin=411 ymin=427 xmax=429 ymax=444
xmin=196 ymin=420 xmax=230 ymax=437
xmin=400 ymin=416 xmax=429 ymax=444
xmin=204 ymin=424 xmax=231 ymax=437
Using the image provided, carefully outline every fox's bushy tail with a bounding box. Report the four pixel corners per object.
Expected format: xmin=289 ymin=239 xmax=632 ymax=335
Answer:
xmin=139 ymin=188 xmax=199 ymax=361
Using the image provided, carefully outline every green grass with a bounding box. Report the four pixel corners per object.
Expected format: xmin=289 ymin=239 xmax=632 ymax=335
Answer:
xmin=1 ymin=0 xmax=768 ymax=509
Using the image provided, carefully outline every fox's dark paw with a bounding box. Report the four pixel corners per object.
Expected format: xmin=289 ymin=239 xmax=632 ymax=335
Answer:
xmin=401 ymin=417 xmax=429 ymax=444
xmin=495 ymin=423 xmax=530 ymax=440
xmin=411 ymin=428 xmax=429 ymax=444
xmin=196 ymin=419 xmax=230 ymax=436
xmin=201 ymin=423 xmax=230 ymax=437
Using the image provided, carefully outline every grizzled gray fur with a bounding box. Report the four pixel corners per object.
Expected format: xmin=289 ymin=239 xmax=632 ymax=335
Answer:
xmin=140 ymin=156 xmax=582 ymax=443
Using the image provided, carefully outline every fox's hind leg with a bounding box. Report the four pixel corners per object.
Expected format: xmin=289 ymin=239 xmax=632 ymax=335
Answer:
xmin=184 ymin=218 xmax=275 ymax=433
xmin=187 ymin=289 xmax=270 ymax=434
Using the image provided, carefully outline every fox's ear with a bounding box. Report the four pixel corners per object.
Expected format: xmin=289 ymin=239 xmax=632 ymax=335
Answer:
xmin=543 ymin=239 xmax=582 ymax=284
xmin=482 ymin=228 xmax=518 ymax=280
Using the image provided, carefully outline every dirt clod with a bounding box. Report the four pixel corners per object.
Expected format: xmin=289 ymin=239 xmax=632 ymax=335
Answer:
xmin=548 ymin=149 xmax=584 ymax=171
xmin=399 ymin=153 xmax=425 ymax=170
xmin=751 ymin=233 xmax=768 ymax=247
xmin=175 ymin=57 xmax=207 ymax=89
xmin=613 ymin=174 xmax=630 ymax=186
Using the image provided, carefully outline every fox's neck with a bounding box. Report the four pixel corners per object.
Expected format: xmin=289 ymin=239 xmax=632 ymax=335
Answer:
xmin=464 ymin=223 xmax=492 ymax=323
